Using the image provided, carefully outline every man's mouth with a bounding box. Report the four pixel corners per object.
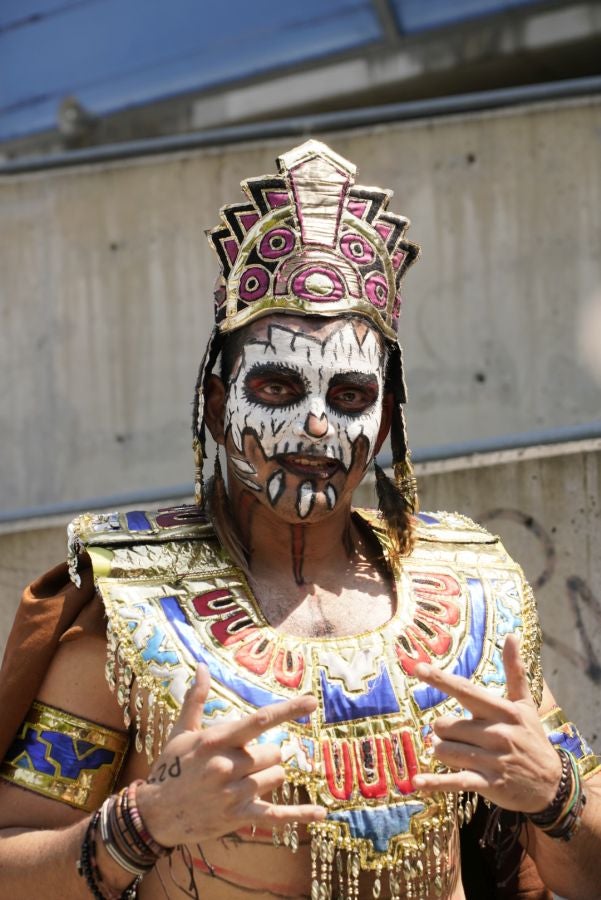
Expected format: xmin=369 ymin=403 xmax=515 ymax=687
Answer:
xmin=277 ymin=454 xmax=341 ymax=479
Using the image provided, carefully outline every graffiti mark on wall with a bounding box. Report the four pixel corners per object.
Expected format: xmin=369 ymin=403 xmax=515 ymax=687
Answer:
xmin=480 ymin=508 xmax=556 ymax=590
xmin=479 ymin=508 xmax=601 ymax=686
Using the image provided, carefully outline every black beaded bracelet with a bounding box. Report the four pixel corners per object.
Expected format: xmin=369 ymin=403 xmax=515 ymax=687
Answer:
xmin=77 ymin=808 xmax=140 ymax=900
xmin=77 ymin=810 xmax=112 ymax=900
xmin=527 ymin=748 xmax=586 ymax=842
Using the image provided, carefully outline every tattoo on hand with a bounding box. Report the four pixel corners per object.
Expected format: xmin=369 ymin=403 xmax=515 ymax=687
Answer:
xmin=148 ymin=756 xmax=181 ymax=783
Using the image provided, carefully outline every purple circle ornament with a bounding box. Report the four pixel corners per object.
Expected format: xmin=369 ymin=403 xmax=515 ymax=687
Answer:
xmin=364 ymin=272 xmax=388 ymax=309
xmin=259 ymin=227 xmax=295 ymax=260
xmin=291 ymin=266 xmax=345 ymax=302
xmin=239 ymin=266 xmax=270 ymax=301
xmin=340 ymin=232 xmax=375 ymax=266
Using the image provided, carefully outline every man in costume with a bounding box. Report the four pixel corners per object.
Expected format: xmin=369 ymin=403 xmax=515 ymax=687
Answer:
xmin=0 ymin=140 xmax=600 ymax=899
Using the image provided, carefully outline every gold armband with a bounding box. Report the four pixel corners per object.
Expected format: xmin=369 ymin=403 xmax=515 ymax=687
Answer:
xmin=0 ymin=701 xmax=129 ymax=811
xmin=541 ymin=706 xmax=601 ymax=780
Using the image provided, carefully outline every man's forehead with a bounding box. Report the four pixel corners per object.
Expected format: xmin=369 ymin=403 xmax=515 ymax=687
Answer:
xmin=235 ymin=315 xmax=384 ymax=371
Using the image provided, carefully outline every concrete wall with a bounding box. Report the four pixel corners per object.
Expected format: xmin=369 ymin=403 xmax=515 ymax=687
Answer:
xmin=2 ymin=95 xmax=601 ymax=515
xmin=2 ymin=440 xmax=599 ymax=753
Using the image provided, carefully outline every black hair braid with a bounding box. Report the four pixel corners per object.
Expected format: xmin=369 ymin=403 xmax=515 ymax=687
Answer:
xmin=192 ymin=327 xmax=222 ymax=448
xmin=374 ymin=458 xmax=416 ymax=560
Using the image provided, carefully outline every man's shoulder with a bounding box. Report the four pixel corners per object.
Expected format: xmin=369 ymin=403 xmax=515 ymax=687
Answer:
xmin=354 ymin=507 xmax=500 ymax=546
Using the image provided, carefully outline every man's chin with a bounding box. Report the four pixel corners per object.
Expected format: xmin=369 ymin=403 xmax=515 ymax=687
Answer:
xmin=257 ymin=486 xmax=343 ymax=525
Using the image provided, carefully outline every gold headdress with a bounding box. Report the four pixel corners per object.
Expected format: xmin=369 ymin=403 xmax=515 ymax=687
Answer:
xmin=193 ymin=140 xmax=420 ymax=521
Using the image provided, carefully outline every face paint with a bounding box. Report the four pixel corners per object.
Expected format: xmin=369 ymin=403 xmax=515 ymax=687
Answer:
xmin=224 ymin=320 xmax=385 ymax=520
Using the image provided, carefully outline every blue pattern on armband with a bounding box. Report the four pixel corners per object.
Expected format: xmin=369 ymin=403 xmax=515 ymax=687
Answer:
xmin=0 ymin=701 xmax=129 ymax=811
xmin=541 ymin=707 xmax=601 ymax=780
xmin=8 ymin=727 xmax=116 ymax=778
xmin=546 ymin=722 xmax=594 ymax=760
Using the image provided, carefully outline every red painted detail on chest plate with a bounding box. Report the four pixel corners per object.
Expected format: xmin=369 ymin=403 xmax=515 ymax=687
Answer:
xmin=273 ymin=647 xmax=305 ymax=689
xmin=322 ymin=732 xmax=419 ymax=801
xmin=395 ymin=572 xmax=462 ymax=676
xmin=155 ymin=506 xmax=208 ymax=528
xmin=193 ymin=588 xmax=237 ymax=616
xmin=234 ymin=633 xmax=275 ymax=674
xmin=385 ymin=732 xmax=419 ymax=793
xmin=354 ymin=736 xmax=388 ymax=798
xmin=192 ymin=591 xmax=305 ymax=688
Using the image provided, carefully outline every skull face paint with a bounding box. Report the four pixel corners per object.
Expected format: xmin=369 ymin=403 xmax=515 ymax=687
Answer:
xmin=223 ymin=319 xmax=385 ymax=522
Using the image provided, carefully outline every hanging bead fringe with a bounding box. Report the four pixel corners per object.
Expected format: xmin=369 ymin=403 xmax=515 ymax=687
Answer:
xmin=271 ymin=782 xmax=463 ymax=899
xmin=105 ymin=622 xmax=177 ymax=764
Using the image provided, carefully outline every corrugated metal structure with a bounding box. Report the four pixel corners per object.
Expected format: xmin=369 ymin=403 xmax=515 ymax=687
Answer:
xmin=0 ymin=0 xmax=558 ymax=145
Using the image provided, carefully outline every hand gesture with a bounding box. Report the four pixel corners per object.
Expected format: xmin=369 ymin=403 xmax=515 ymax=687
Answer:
xmin=411 ymin=635 xmax=561 ymax=814
xmin=136 ymin=666 xmax=325 ymax=847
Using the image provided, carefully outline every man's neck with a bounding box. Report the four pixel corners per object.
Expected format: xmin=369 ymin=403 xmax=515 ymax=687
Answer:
xmin=233 ymin=492 xmax=358 ymax=587
xmin=226 ymin=488 xmax=396 ymax=639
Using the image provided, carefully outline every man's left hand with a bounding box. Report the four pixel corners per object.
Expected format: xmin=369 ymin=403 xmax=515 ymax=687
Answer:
xmin=411 ymin=634 xmax=562 ymax=814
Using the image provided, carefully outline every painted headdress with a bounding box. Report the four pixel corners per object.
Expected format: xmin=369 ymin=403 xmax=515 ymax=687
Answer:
xmin=193 ymin=139 xmax=420 ymax=513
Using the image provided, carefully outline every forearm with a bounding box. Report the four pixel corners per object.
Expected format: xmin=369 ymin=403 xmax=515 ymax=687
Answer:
xmin=525 ymin=783 xmax=601 ymax=900
xmin=0 ymin=820 xmax=136 ymax=900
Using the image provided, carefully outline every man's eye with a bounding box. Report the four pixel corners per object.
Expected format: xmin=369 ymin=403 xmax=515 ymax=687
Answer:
xmin=336 ymin=389 xmax=361 ymax=403
xmin=327 ymin=382 xmax=378 ymax=414
xmin=263 ymin=382 xmax=288 ymax=396
xmin=244 ymin=376 xmax=304 ymax=406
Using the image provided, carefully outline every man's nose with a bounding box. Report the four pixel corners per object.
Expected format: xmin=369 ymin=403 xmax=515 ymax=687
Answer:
xmin=304 ymin=409 xmax=330 ymax=439
xmin=299 ymin=398 xmax=335 ymax=441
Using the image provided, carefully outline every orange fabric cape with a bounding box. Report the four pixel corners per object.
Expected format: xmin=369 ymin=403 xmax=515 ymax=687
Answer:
xmin=0 ymin=556 xmax=102 ymax=760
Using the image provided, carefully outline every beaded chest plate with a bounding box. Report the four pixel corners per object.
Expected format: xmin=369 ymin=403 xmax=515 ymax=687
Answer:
xmin=69 ymin=505 xmax=543 ymax=896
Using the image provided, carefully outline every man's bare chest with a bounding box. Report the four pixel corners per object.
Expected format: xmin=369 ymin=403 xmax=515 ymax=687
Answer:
xmin=249 ymin=578 xmax=395 ymax=639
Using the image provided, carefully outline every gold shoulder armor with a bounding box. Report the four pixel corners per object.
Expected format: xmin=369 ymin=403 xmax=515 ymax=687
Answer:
xmin=67 ymin=504 xmax=215 ymax=586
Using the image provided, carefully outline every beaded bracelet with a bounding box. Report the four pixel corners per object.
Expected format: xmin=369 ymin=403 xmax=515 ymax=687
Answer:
xmin=77 ymin=809 xmax=136 ymax=900
xmin=100 ymin=794 xmax=152 ymax=877
xmin=527 ymin=748 xmax=587 ymax=842
xmin=99 ymin=781 xmax=172 ymax=879
xmin=79 ymin=781 xmax=171 ymax=899
xmin=542 ymin=753 xmax=587 ymax=842
xmin=126 ymin=780 xmax=168 ymax=859
xmin=528 ymin=748 xmax=572 ymax=828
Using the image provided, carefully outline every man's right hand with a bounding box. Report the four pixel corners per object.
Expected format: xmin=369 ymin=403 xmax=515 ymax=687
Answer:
xmin=136 ymin=665 xmax=325 ymax=849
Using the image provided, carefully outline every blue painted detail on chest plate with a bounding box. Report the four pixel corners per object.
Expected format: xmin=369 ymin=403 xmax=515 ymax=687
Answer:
xmin=320 ymin=662 xmax=400 ymax=723
xmin=328 ymin=803 xmax=426 ymax=852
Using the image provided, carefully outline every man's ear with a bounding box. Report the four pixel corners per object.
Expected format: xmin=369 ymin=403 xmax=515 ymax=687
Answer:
xmin=204 ymin=374 xmax=227 ymax=446
xmin=374 ymin=391 xmax=393 ymax=456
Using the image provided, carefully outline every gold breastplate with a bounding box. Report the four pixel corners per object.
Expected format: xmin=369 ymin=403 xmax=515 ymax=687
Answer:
xmin=69 ymin=505 xmax=543 ymax=899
